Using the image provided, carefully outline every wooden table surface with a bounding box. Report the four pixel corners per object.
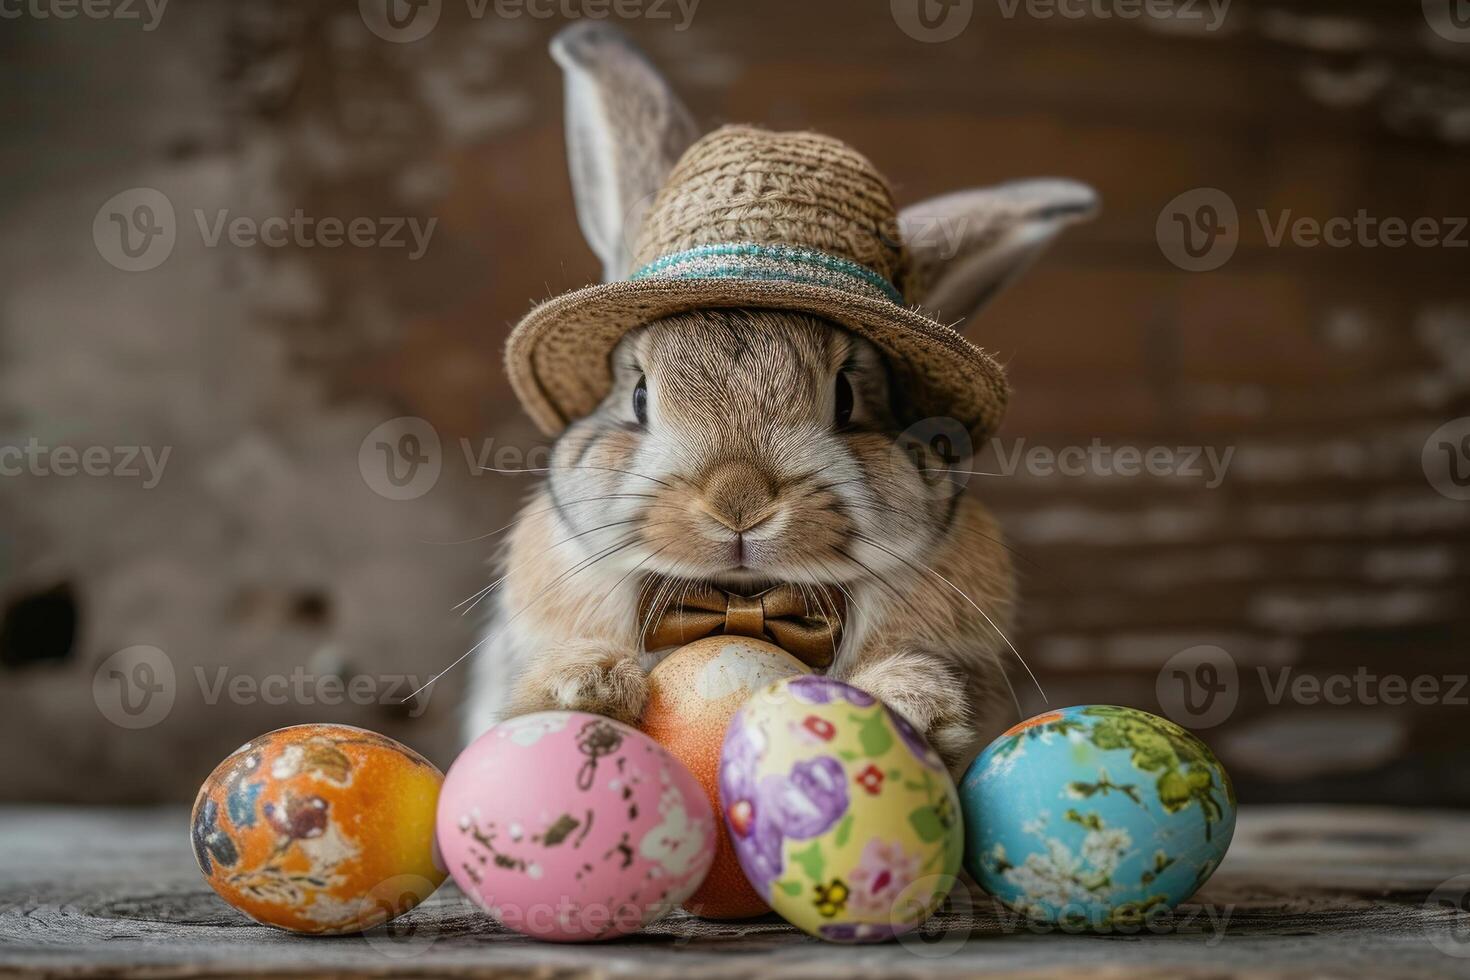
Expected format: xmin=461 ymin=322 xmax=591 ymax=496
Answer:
xmin=1 ymin=805 xmax=1467 ymax=979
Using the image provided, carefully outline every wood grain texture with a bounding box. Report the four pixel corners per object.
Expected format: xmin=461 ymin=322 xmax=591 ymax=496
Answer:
xmin=1 ymin=805 xmax=1467 ymax=979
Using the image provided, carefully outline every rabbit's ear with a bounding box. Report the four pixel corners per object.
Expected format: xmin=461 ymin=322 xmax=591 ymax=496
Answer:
xmin=899 ymin=179 xmax=1098 ymax=325
xmin=551 ymin=23 xmax=699 ymax=282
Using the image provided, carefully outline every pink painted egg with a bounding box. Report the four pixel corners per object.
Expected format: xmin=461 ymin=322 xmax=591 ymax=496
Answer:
xmin=437 ymin=711 xmax=717 ymax=942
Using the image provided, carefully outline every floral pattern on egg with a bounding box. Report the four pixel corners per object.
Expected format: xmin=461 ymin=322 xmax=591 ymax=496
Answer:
xmin=960 ymin=704 xmax=1236 ymax=928
xmin=719 ymin=676 xmax=962 ymax=943
xmin=437 ymin=711 xmax=716 ymax=942
xmin=190 ymin=724 xmax=446 ymax=935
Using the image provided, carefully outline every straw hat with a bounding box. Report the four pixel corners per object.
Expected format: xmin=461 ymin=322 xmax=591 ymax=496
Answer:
xmin=505 ymin=125 xmax=1009 ymax=439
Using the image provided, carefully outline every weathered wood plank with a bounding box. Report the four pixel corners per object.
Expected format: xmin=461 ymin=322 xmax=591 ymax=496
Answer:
xmin=1 ymin=805 xmax=1467 ymax=979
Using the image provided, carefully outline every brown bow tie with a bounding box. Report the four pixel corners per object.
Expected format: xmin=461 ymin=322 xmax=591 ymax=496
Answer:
xmin=638 ymin=579 xmax=846 ymax=669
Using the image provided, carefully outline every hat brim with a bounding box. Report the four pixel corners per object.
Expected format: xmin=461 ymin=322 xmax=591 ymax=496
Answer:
xmin=505 ymin=277 xmax=1008 ymax=439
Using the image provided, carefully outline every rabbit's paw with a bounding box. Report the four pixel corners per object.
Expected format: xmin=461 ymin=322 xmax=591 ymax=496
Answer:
xmin=844 ymin=650 xmax=976 ymax=772
xmin=511 ymin=640 xmax=648 ymax=725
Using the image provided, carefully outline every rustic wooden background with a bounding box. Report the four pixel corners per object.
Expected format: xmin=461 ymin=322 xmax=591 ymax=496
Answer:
xmin=0 ymin=0 xmax=1466 ymax=806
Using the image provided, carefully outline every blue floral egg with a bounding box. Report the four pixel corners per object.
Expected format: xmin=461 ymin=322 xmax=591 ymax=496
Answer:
xmin=960 ymin=705 xmax=1235 ymax=928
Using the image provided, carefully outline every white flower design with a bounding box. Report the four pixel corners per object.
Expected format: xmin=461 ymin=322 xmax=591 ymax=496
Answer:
xmin=694 ymin=643 xmax=801 ymax=701
xmin=984 ymin=740 xmax=1030 ymax=780
xmin=1080 ymin=827 xmax=1130 ymax=877
xmin=999 ymin=814 xmax=1135 ymax=917
xmin=638 ymin=785 xmax=708 ymax=878
xmin=498 ymin=713 xmax=570 ymax=747
xmin=271 ymin=745 xmax=303 ymax=779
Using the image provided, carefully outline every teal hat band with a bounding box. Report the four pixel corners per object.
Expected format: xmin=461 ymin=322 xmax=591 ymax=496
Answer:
xmin=629 ymin=242 xmax=905 ymax=307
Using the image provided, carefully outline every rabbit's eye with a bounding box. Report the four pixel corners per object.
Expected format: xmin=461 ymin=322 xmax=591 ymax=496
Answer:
xmin=633 ymin=374 xmax=648 ymax=425
xmin=834 ymin=371 xmax=854 ymax=429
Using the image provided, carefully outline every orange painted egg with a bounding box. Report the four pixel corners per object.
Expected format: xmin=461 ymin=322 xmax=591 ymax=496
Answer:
xmin=191 ymin=724 xmax=446 ymax=934
xmin=640 ymin=636 xmax=811 ymax=918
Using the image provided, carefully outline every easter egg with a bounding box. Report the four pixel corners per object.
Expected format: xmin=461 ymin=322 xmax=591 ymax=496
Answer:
xmin=190 ymin=724 xmax=446 ymax=934
xmin=960 ymin=705 xmax=1236 ymax=929
xmin=719 ymin=675 xmax=963 ymax=943
xmin=437 ymin=711 xmax=717 ymax=942
xmin=640 ymin=636 xmax=811 ymax=919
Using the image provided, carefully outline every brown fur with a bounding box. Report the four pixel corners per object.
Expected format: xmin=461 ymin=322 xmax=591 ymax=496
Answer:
xmin=462 ymin=24 xmax=1094 ymax=772
xmin=466 ymin=309 xmax=1018 ymax=772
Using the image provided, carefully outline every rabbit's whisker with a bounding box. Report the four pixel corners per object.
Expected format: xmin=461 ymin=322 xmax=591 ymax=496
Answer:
xmin=831 ymin=496 xmax=928 ymax=533
xmin=564 ymin=520 xmax=677 ymax=635
xmin=453 ymin=515 xmax=661 ymax=615
xmin=478 ymin=463 xmax=675 ymax=491
xmin=455 ymin=517 xmax=640 ymax=617
xmin=811 ymin=557 xmax=860 ymax=663
xmin=919 ymin=468 xmax=1004 ymax=477
xmin=838 ymin=548 xmax=1003 ymax=709
xmin=407 ymin=532 xmax=645 ymax=702
xmin=835 ymin=545 xmax=927 ymax=626
xmin=554 ymin=517 xmax=652 ymax=548
xmin=421 ymin=494 xmax=660 ymax=547
xmin=454 ymin=577 xmax=504 ymax=613
xmin=637 ymin=558 xmax=704 ymax=653
xmin=812 ymin=556 xmax=859 ymax=613
xmin=640 ymin=569 xmax=685 ymax=654
xmin=851 ymin=532 xmax=1044 ymax=708
xmin=840 ymin=540 xmax=1023 ymax=721
xmin=798 ymin=579 xmax=840 ymax=667
xmin=580 ymin=541 xmax=673 ymax=632
xmin=635 ymin=570 xmax=665 ymax=650
xmin=675 ymin=576 xmax=696 ymax=638
xmin=838 ymin=498 xmax=1040 ymax=572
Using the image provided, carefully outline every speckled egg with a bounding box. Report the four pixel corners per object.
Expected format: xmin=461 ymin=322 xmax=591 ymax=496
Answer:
xmin=437 ymin=711 xmax=717 ymax=942
xmin=191 ymin=724 xmax=446 ymax=934
xmin=960 ymin=705 xmax=1236 ymax=928
xmin=719 ymin=675 xmax=963 ymax=943
xmin=640 ymin=636 xmax=811 ymax=919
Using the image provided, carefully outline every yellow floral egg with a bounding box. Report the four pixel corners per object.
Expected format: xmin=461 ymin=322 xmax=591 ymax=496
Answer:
xmin=719 ymin=676 xmax=963 ymax=942
xmin=191 ymin=724 xmax=446 ymax=934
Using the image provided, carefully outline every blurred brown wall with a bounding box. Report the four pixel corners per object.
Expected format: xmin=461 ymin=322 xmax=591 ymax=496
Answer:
xmin=0 ymin=0 xmax=1466 ymax=805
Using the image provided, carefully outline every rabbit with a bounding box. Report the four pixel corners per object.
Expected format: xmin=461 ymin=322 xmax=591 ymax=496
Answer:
xmin=462 ymin=23 xmax=1097 ymax=773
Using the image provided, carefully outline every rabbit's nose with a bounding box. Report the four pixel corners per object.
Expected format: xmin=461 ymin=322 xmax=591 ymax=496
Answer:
xmin=698 ymin=461 xmax=779 ymax=534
